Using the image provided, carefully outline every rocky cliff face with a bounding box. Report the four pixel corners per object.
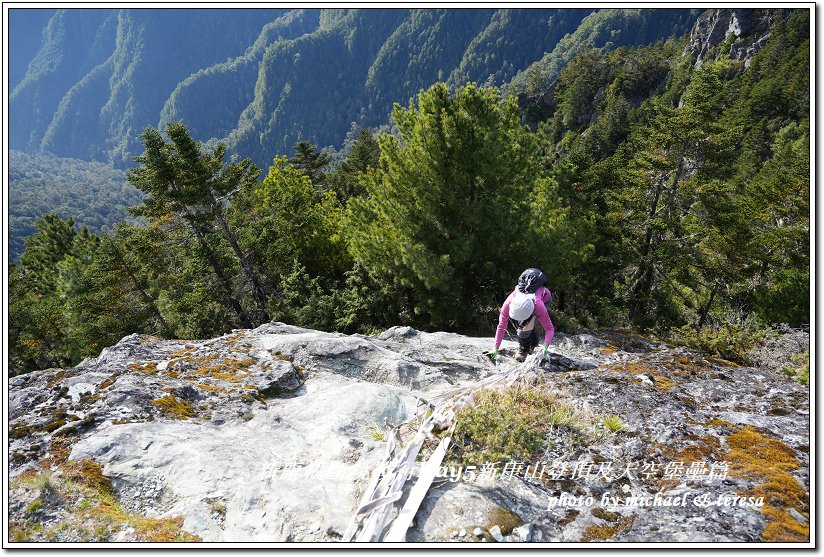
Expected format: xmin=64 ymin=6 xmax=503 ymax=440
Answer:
xmin=8 ymin=323 xmax=809 ymax=543
xmin=685 ymin=8 xmax=775 ymax=70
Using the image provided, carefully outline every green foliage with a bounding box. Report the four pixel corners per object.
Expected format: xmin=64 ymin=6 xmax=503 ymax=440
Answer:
xmin=266 ymin=262 xmax=340 ymax=332
xmin=8 ymin=9 xmax=810 ymax=381
xmin=9 ymin=151 xmax=141 ymax=263
xmin=532 ymin=8 xmax=809 ymax=333
xmin=601 ymin=415 xmax=624 ymax=432
xmin=9 ymin=215 xmax=93 ymax=375
xmin=288 ymin=140 xmax=330 ymax=185
xmin=325 ymin=128 xmax=381 ymax=201
xmin=778 ymin=349 xmax=809 ymax=385
xmin=129 ymin=123 xmax=269 ymax=326
xmin=347 ymin=82 xmax=586 ymax=331
xmin=232 ymin=155 xmax=349 ymax=283
xmin=669 ymin=321 xmax=768 ymax=365
xmin=510 ymin=8 xmax=698 ymax=97
xmin=366 ymin=424 xmax=385 ymax=441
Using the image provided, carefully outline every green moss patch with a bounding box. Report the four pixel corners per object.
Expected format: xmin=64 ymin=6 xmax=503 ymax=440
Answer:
xmin=485 ymin=505 xmax=524 ymax=535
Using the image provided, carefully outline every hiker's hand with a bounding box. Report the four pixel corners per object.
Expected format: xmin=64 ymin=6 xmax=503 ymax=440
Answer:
xmin=540 ymin=344 xmax=550 ymax=357
xmin=485 ymin=348 xmax=499 ymax=361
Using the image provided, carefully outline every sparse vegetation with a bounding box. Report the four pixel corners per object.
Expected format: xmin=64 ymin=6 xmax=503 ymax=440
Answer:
xmin=601 ymin=415 xmax=624 ymax=432
xmin=669 ymin=323 xmax=767 ymax=366
xmin=581 ymin=514 xmax=635 ymax=542
xmin=10 ymin=460 xmax=200 ymax=543
xmin=779 ymin=349 xmax=810 ymax=385
xmin=449 ymin=385 xmax=602 ymax=465
xmin=366 ymin=424 xmax=385 ymax=441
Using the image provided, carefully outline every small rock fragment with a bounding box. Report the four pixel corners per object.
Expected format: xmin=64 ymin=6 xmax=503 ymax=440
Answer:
xmin=513 ymin=523 xmax=533 ymax=542
xmin=788 ymin=507 xmax=808 ymax=524
xmin=473 ymin=527 xmax=484 ymax=537
xmin=489 ymin=525 xmax=504 ymax=542
xmin=459 ymin=528 xmax=467 ymax=537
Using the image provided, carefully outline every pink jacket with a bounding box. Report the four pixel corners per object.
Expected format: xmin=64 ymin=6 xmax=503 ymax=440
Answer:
xmin=494 ymin=286 xmax=554 ymax=349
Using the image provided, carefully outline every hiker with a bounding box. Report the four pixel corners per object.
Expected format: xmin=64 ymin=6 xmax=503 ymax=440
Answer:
xmin=487 ymin=268 xmax=555 ymax=363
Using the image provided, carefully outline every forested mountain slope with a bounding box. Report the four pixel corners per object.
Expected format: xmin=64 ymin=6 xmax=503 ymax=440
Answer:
xmin=8 ymin=151 xmax=139 ymax=262
xmin=10 ymin=8 xmax=703 ymax=168
xmin=8 ymin=8 xmax=809 ymax=386
xmin=10 ymin=9 xmax=288 ymax=164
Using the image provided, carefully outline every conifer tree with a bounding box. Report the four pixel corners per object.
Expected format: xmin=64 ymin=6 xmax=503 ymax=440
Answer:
xmin=347 ymin=82 xmax=584 ymax=330
xmin=289 ymin=140 xmax=331 ymax=185
xmin=128 ymin=123 xmax=269 ymax=326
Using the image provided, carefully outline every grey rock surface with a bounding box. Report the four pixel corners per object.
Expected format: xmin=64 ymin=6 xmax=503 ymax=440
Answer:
xmin=8 ymin=323 xmax=810 ymax=543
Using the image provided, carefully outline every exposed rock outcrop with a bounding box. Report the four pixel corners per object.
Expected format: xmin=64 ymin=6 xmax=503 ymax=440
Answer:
xmin=685 ymin=8 xmax=775 ymax=70
xmin=8 ymin=323 xmax=810 ymax=543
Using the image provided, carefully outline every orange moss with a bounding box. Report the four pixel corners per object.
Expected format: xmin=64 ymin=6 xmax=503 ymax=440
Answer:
xmin=708 ymin=356 xmax=740 ymax=368
xmin=48 ymin=438 xmax=74 ymax=466
xmin=44 ymin=420 xmax=67 ymax=433
xmin=127 ymin=362 xmax=159 ymax=374
xmin=195 ymin=383 xmax=225 ymax=393
xmin=93 ymin=500 xmax=200 ymax=542
xmin=151 ymin=396 xmax=195 ymax=419
xmin=270 ymin=351 xmax=295 ymax=362
xmin=63 ymin=459 xmax=114 ymax=495
xmin=761 ymin=507 xmax=809 ymax=543
xmin=671 ymin=434 xmax=722 ymax=462
xmin=652 ymin=376 xmax=677 ymax=392
xmin=580 ymin=514 xmax=634 ymax=542
xmin=139 ymin=336 xmax=161 ymax=344
xmin=170 ymin=346 xmax=196 ymax=359
xmin=709 ymin=418 xmax=733 ymax=428
xmin=611 ymin=361 xmax=654 ymax=375
xmin=724 ymin=426 xmax=809 ymax=542
xmin=726 ymin=427 xmax=799 ymax=474
xmin=194 ymin=357 xmax=255 ymax=383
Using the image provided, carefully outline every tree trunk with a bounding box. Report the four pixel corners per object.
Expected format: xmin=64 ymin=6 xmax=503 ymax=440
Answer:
xmin=212 ymin=208 xmax=270 ymax=322
xmin=697 ymin=283 xmax=718 ymax=329
xmin=627 ymin=178 xmax=664 ymax=322
xmin=108 ymin=239 xmax=173 ymax=337
xmin=184 ymin=215 xmax=253 ymax=328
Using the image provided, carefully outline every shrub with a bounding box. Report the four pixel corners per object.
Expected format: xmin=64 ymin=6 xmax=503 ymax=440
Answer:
xmin=779 ymin=349 xmax=810 ymax=385
xmin=668 ymin=321 xmax=767 ymax=365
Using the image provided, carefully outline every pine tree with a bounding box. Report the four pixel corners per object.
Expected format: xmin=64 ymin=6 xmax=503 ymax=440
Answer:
xmin=346 ymin=82 xmax=584 ymax=330
xmin=326 ymin=128 xmax=381 ymax=201
xmin=289 ymin=140 xmax=331 ymax=185
xmin=128 ymin=123 xmax=269 ymax=326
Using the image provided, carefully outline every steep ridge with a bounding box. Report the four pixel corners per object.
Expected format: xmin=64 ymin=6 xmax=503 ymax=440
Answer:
xmin=8 ymin=8 xmax=57 ymax=89
xmin=10 ymin=8 xmax=708 ymax=169
xmin=509 ymin=8 xmax=699 ymax=95
xmin=14 ymin=9 xmax=286 ymax=164
xmin=8 ymin=324 xmax=809 ymax=542
xmin=158 ymin=9 xmax=321 ymax=143
xmin=10 ymin=9 xmax=118 ymax=153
